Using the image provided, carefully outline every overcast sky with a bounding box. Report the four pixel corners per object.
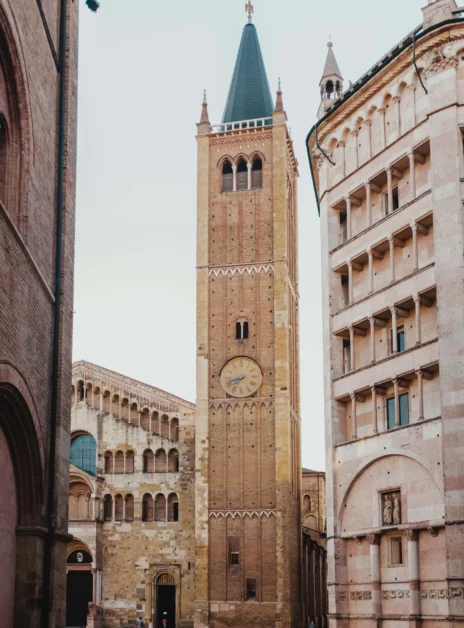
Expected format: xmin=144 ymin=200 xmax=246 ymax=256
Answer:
xmin=74 ymin=0 xmax=427 ymax=471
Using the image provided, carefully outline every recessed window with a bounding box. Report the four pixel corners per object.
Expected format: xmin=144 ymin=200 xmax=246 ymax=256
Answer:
xmin=222 ymin=160 xmax=233 ymax=193
xmin=391 ymin=325 xmax=405 ymax=353
xmin=390 ymin=537 xmax=403 ymax=566
xmin=392 ymin=186 xmax=399 ymax=211
xmin=236 ymin=320 xmax=249 ymax=340
xmin=246 ymin=578 xmax=257 ymax=600
xmin=228 ymin=536 xmax=240 ymax=566
xmin=252 ymin=158 xmax=263 ymax=189
xmin=386 ymin=393 xmax=409 ymax=430
xmin=230 ymin=552 xmax=240 ymax=565
xmin=237 ymin=158 xmax=248 ymax=191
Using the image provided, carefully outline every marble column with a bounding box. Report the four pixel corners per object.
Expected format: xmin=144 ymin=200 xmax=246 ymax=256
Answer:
xmin=414 ymin=295 xmax=421 ymax=345
xmin=346 ymin=197 xmax=352 ymax=240
xmin=389 ymin=236 xmax=395 ymax=282
xmin=409 ymin=152 xmax=416 ymax=201
xmin=368 ymin=534 xmax=381 ymax=616
xmin=369 ymin=317 xmax=376 ymax=363
xmin=232 ymin=165 xmax=237 ymax=192
xmin=393 ymin=378 xmax=400 ymax=427
xmin=350 ymin=393 xmax=357 ymax=439
xmin=387 ymin=167 xmax=393 ymax=214
xmin=368 ymin=249 xmax=374 ymax=293
xmin=407 ymin=530 xmax=420 ymax=616
xmin=371 ymin=386 xmax=378 ymax=434
xmin=247 ymin=162 xmax=252 ymax=190
xmin=349 ymin=326 xmax=355 ymax=371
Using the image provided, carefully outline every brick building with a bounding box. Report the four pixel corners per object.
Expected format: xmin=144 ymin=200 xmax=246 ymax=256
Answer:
xmin=307 ymin=0 xmax=464 ymax=626
xmin=0 ymin=1 xmax=79 ymax=626
xmin=68 ymin=362 xmax=195 ymax=627
xmin=302 ymin=470 xmax=327 ymax=628
xmin=194 ymin=4 xmax=302 ymax=627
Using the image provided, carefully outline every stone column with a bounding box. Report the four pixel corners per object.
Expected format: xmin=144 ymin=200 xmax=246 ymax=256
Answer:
xmin=416 ymin=370 xmax=424 ymax=421
xmin=409 ymin=151 xmax=416 ymax=201
xmin=380 ymin=109 xmax=386 ymax=149
xmin=391 ymin=307 xmax=398 ymax=353
xmin=368 ymin=534 xmax=381 ymax=616
xmin=365 ymin=182 xmax=372 ymax=227
xmin=412 ymin=223 xmax=418 ymax=271
xmin=247 ymin=162 xmax=252 ymax=190
xmin=406 ymin=530 xmax=420 ymax=616
xmin=368 ymin=248 xmax=374 ymax=293
xmin=346 ymin=197 xmax=352 ymax=240
xmin=349 ymin=326 xmax=355 ymax=372
xmin=366 ymin=120 xmax=372 ymax=161
xmin=414 ymin=295 xmax=421 ymax=345
xmin=348 ymin=261 xmax=354 ymax=304
xmin=387 ymin=167 xmax=393 ymax=215
xmin=369 ymin=317 xmax=376 ymax=363
xmin=350 ymin=392 xmax=357 ymax=439
xmin=394 ymin=96 xmax=401 ymax=137
xmin=393 ymin=378 xmax=400 ymax=427
xmin=389 ymin=236 xmax=395 ymax=282
xmin=232 ymin=165 xmax=237 ymax=192
xmin=371 ymin=386 xmax=378 ymax=433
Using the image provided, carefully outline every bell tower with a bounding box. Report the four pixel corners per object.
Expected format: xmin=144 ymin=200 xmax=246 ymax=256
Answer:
xmin=195 ymin=6 xmax=301 ymax=628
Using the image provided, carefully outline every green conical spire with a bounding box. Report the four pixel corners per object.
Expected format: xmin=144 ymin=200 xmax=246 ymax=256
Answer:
xmin=222 ymin=22 xmax=274 ymax=124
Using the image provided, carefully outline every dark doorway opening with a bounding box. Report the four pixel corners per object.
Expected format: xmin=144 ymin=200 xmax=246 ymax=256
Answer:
xmin=66 ymin=571 xmax=93 ymax=627
xmin=156 ymin=584 xmax=176 ymax=628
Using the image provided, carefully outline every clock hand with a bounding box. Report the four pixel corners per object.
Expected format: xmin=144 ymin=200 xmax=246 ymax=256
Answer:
xmin=232 ymin=374 xmax=246 ymax=385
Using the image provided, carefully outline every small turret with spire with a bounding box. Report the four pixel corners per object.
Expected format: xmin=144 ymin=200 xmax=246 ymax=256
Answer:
xmin=318 ymin=40 xmax=343 ymax=118
xmin=197 ymin=89 xmax=212 ymax=135
xmin=273 ymin=78 xmax=287 ymax=123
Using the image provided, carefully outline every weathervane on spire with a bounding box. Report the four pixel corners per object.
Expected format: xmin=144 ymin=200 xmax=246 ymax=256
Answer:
xmin=246 ymin=1 xmax=254 ymax=23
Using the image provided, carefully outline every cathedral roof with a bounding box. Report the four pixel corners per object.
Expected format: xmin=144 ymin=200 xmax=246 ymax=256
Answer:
xmin=222 ymin=22 xmax=274 ymax=124
xmin=320 ymin=42 xmax=343 ymax=84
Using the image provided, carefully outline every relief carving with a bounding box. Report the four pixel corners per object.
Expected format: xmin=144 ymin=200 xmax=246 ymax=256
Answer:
xmin=382 ymin=491 xmax=401 ymax=526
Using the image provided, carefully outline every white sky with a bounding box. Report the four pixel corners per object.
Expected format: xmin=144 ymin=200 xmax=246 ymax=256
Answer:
xmin=74 ymin=0 xmax=427 ymax=471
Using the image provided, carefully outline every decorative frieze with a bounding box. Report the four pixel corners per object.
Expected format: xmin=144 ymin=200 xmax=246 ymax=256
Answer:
xmin=209 ymin=509 xmax=276 ymax=519
xmin=382 ymin=590 xmax=410 ymax=600
xmin=421 ymin=588 xmax=464 ymax=599
xmin=208 ymin=263 xmax=274 ymax=278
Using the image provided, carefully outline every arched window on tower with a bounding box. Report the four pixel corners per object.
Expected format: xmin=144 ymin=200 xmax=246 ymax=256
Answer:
xmin=222 ymin=160 xmax=233 ymax=192
xmin=303 ymin=494 xmax=311 ymax=513
xmin=168 ymin=493 xmax=179 ymax=522
xmin=143 ymin=449 xmax=154 ymax=473
xmin=236 ymin=158 xmax=248 ymax=190
xmin=142 ymin=494 xmax=154 ymax=522
xmin=114 ymin=450 xmax=124 ymax=473
xmin=125 ymin=494 xmax=134 ymax=522
xmin=252 ymin=158 xmax=263 ymax=189
xmin=326 ymin=80 xmax=334 ymax=99
xmin=168 ymin=449 xmax=179 ymax=473
xmin=70 ymin=433 xmax=97 ymax=476
xmin=235 ymin=320 xmax=249 ymax=341
xmin=125 ymin=450 xmax=135 ymax=474
xmin=115 ymin=494 xmax=123 ymax=521
xmin=103 ymin=494 xmax=112 ymax=521
xmin=104 ymin=451 xmax=113 ymax=474
xmin=155 ymin=493 xmax=167 ymax=522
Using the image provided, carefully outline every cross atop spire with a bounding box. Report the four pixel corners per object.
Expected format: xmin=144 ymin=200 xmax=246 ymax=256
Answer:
xmin=246 ymin=1 xmax=254 ymax=23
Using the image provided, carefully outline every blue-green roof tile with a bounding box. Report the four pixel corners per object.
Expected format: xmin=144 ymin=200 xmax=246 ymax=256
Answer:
xmin=222 ymin=23 xmax=274 ymax=124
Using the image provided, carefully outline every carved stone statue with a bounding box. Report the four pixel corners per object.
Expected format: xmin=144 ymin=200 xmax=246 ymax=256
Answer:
xmin=393 ymin=494 xmax=401 ymax=525
xmin=383 ymin=494 xmax=393 ymax=526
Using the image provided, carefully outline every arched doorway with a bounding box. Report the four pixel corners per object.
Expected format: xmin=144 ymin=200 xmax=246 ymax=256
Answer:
xmin=155 ymin=572 xmax=176 ymax=628
xmin=66 ymin=548 xmax=93 ymax=627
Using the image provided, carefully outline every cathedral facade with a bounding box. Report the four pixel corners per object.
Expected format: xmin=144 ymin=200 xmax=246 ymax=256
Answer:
xmin=308 ymin=1 xmax=464 ymax=626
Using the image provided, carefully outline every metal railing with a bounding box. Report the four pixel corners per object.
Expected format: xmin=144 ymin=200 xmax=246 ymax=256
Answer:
xmin=212 ymin=116 xmax=273 ymax=134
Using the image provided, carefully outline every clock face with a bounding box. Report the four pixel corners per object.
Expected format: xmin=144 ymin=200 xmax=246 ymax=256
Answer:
xmin=220 ymin=357 xmax=263 ymax=398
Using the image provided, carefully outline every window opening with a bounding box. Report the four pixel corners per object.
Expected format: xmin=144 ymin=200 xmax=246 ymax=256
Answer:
xmin=70 ymin=434 xmax=97 ymax=476
xmin=246 ymin=579 xmax=257 ymax=600
xmin=390 ymin=537 xmax=403 ymax=565
xmin=236 ymin=320 xmax=249 ymax=340
xmin=173 ymin=502 xmax=179 ymax=522
xmin=386 ymin=393 xmax=409 ymax=429
xmin=222 ymin=161 xmax=233 ymax=193
xmin=386 ymin=397 xmax=395 ymax=430
xmin=228 ymin=536 xmax=240 ymax=566
xmin=343 ymin=339 xmax=351 ymax=374
xmin=252 ymin=158 xmax=263 ymax=189
xmin=103 ymin=495 xmax=112 ymax=521
xmin=237 ymin=159 xmax=248 ymax=190
xmin=392 ymin=186 xmax=399 ymax=211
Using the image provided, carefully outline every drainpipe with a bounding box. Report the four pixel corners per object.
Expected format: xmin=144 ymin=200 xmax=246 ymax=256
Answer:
xmin=41 ymin=1 xmax=99 ymax=625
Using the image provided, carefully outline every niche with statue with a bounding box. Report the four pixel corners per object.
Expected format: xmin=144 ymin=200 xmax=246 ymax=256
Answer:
xmin=381 ymin=490 xmax=401 ymax=527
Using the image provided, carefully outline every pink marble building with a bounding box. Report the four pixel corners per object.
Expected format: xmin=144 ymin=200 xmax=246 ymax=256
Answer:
xmin=307 ymin=1 xmax=464 ymax=626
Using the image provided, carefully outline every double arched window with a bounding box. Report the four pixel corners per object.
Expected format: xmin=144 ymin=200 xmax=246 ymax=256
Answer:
xmin=70 ymin=434 xmax=97 ymax=476
xmin=236 ymin=320 xmax=249 ymax=340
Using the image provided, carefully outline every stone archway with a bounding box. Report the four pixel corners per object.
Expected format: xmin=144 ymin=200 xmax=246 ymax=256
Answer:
xmin=66 ymin=541 xmax=94 ymax=627
xmin=147 ymin=567 xmax=181 ymax=628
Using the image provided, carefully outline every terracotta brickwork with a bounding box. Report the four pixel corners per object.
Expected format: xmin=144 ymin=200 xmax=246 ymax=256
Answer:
xmin=0 ymin=1 xmax=78 ymax=627
xmin=69 ymin=361 xmax=196 ymax=627
xmin=195 ymin=97 xmax=302 ymax=624
xmin=308 ymin=1 xmax=464 ymax=626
